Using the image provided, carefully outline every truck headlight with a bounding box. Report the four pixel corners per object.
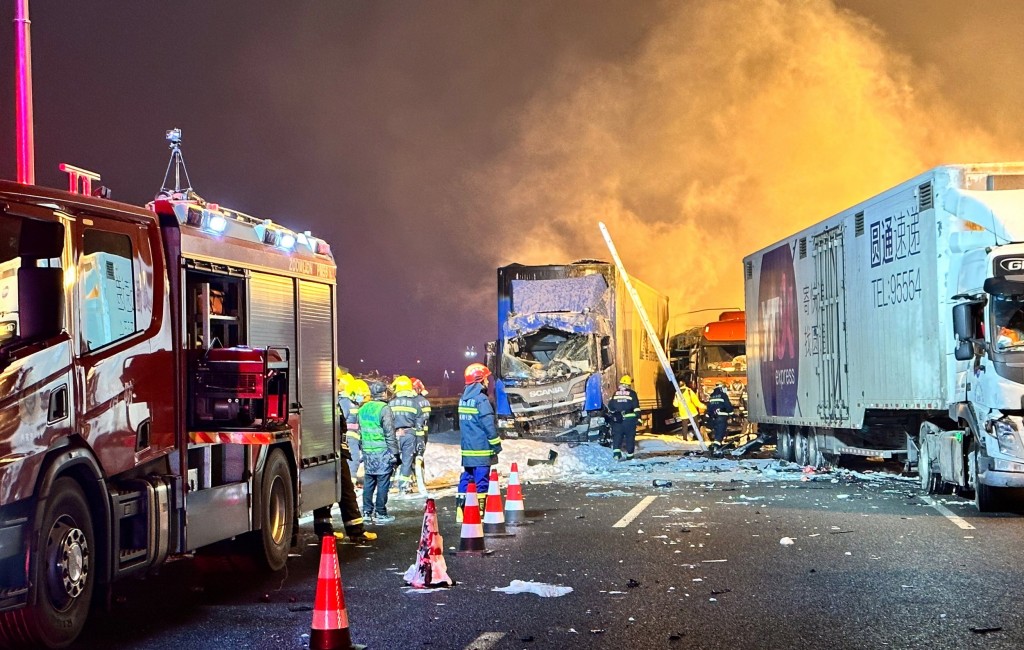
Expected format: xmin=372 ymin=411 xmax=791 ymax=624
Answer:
xmin=991 ymin=418 xmax=1024 ymax=458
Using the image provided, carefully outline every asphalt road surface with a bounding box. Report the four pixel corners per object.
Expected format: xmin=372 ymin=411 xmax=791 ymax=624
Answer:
xmin=71 ymin=470 xmax=1024 ymax=649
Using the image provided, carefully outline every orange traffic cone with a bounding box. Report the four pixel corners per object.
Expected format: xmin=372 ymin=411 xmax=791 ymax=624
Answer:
xmin=457 ymin=482 xmax=486 ymax=556
xmin=483 ymin=469 xmax=513 ymax=537
xmin=404 ymin=498 xmax=453 ymax=588
xmin=310 ymin=536 xmax=356 ymax=650
xmin=504 ymin=462 xmax=526 ymax=525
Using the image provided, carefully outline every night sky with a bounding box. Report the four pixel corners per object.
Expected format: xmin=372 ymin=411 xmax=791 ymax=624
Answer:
xmin=2 ymin=1 xmax=1024 ymax=392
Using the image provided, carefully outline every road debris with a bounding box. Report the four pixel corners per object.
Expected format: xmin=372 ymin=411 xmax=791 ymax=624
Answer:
xmin=492 ymin=580 xmax=573 ymax=597
xmin=780 ymin=537 xmax=795 ymax=545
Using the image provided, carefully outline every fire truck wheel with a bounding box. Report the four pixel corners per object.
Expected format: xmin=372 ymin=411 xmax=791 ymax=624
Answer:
xmin=256 ymin=450 xmax=294 ymax=571
xmin=2 ymin=477 xmax=95 ymax=648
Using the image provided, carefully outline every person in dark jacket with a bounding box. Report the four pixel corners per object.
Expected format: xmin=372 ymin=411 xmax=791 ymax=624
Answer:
xmin=607 ymin=375 xmax=641 ymax=460
xmin=312 ymin=372 xmax=375 ymax=542
xmin=389 ymin=375 xmax=424 ymax=495
xmin=705 ymin=382 xmax=735 ymax=454
xmin=457 ymin=363 xmax=501 ymax=522
xmin=358 ymin=381 xmax=400 ymax=524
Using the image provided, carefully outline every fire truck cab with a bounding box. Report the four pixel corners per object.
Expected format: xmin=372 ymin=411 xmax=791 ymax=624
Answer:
xmin=0 ymin=180 xmax=341 ymax=648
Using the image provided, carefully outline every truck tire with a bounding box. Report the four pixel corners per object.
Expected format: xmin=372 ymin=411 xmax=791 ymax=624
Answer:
xmin=969 ymin=447 xmax=1000 ymax=513
xmin=0 ymin=477 xmax=95 ymax=649
xmin=776 ymin=428 xmax=794 ymax=462
xmin=807 ymin=433 xmax=824 ymax=469
xmin=255 ymin=449 xmax=294 ymax=571
xmin=794 ymin=430 xmax=809 ymax=466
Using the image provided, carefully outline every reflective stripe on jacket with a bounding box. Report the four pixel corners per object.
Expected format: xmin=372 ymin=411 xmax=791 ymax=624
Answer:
xmin=389 ymin=392 xmax=424 ymax=430
xmin=415 ymin=394 xmax=431 ymax=438
xmin=459 ymin=382 xmax=501 ymax=466
xmin=608 ymin=386 xmax=640 ymax=419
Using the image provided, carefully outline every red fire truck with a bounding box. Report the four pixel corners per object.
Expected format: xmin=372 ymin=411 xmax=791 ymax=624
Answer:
xmin=0 ymin=177 xmax=342 ymax=647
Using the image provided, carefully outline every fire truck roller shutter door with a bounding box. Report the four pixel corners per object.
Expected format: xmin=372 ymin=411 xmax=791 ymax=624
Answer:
xmin=249 ymin=272 xmax=297 ymax=409
xmin=298 ymin=280 xmax=336 ymax=462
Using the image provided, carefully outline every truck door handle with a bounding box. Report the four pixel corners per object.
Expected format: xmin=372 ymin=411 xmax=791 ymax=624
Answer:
xmin=47 ymin=384 xmax=69 ymax=423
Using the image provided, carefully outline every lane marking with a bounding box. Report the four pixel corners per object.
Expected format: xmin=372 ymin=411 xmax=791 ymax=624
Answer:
xmin=613 ymin=495 xmax=658 ymax=528
xmin=921 ymin=496 xmax=976 ymax=530
xmin=465 ymin=632 xmax=506 ymax=650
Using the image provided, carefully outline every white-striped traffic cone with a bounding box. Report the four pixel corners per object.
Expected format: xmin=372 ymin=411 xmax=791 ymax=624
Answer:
xmin=483 ymin=469 xmax=513 ymax=537
xmin=504 ymin=462 xmax=526 ymax=525
xmin=310 ymin=536 xmax=355 ymax=649
xmin=457 ymin=482 xmax=486 ymax=556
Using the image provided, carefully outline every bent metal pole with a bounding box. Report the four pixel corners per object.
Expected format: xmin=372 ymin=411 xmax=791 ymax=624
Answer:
xmin=598 ymin=222 xmax=708 ymax=450
xmin=15 ymin=0 xmax=35 ymax=184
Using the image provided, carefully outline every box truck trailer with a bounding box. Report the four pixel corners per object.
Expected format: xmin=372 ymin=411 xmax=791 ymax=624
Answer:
xmin=744 ymin=163 xmax=1024 ymax=511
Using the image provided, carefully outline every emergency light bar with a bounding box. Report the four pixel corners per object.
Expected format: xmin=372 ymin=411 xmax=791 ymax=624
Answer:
xmin=151 ymin=198 xmax=334 ymax=258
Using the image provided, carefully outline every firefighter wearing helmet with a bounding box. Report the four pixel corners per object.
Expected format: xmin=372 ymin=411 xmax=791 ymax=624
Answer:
xmin=705 ymin=381 xmax=735 ymax=456
xmin=312 ymin=369 xmax=376 ymax=542
xmin=346 ymin=379 xmax=371 ymax=484
xmin=606 ymin=374 xmax=641 ymax=461
xmin=456 ymin=363 xmax=501 ymax=522
xmin=388 ymin=375 xmax=425 ymax=495
xmin=410 ymin=377 xmax=431 ymax=468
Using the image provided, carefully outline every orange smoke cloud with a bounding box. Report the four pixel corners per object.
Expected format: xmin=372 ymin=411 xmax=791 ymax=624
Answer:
xmin=469 ymin=0 xmax=1012 ymax=330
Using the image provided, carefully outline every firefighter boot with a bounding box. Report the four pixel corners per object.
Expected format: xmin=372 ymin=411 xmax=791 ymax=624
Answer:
xmin=478 ymin=493 xmax=487 ymax=519
xmin=456 ymin=494 xmax=466 ymax=523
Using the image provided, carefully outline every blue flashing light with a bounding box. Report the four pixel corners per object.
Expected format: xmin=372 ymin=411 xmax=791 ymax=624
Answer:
xmin=279 ymin=233 xmax=296 ymax=250
xmin=207 ymin=214 xmax=228 ymax=233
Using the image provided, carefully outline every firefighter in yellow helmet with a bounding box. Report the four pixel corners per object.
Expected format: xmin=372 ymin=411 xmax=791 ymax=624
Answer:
xmin=313 ymin=369 xmax=376 ymax=542
xmin=606 ymin=374 xmax=641 ymax=460
xmin=388 ymin=375 xmax=424 ymax=495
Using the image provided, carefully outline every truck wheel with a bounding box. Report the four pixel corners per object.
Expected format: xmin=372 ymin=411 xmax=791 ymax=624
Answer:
xmin=969 ymin=447 xmax=1000 ymax=513
xmin=794 ymin=431 xmax=809 ymax=466
xmin=255 ymin=450 xmax=295 ymax=571
xmin=776 ymin=429 xmax=793 ymax=462
xmin=0 ymin=477 xmax=95 ymax=649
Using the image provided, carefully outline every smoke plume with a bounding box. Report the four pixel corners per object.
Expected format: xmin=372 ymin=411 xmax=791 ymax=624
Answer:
xmin=467 ymin=0 xmax=1011 ymax=329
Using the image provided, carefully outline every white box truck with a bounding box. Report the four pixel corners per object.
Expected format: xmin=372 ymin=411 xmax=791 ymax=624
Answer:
xmin=744 ymin=163 xmax=1024 ymax=510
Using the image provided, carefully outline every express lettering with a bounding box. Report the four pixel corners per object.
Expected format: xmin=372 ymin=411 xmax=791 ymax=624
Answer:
xmin=757 ymin=244 xmax=800 ymax=416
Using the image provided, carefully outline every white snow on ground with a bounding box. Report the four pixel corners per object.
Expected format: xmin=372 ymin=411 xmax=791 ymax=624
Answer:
xmin=416 ymin=430 xmax=915 ymax=490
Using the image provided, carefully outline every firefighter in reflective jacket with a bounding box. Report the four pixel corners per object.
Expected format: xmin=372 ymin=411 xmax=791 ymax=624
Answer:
xmin=411 ymin=377 xmax=431 ymax=486
xmin=347 ymin=379 xmax=371 ymax=485
xmin=389 ymin=375 xmax=425 ymax=495
xmin=359 ymin=381 xmax=400 ymax=524
xmin=706 ymin=382 xmax=735 ymax=452
xmin=313 ymin=370 xmax=375 ymax=542
xmin=457 ymin=363 xmax=501 ymax=522
xmin=607 ymin=375 xmax=641 ymax=460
